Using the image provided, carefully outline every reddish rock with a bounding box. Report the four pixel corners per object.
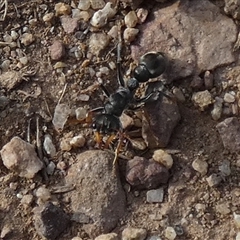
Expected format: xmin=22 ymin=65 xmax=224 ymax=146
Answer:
xmin=49 ymin=40 xmax=65 ymax=60
xmin=126 ymin=156 xmax=169 ymax=190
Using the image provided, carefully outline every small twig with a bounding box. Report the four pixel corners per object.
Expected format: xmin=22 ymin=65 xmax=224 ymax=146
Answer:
xmin=27 ymin=118 xmax=31 ymax=143
xmin=0 ymin=0 xmax=8 ymax=21
xmin=50 ymin=184 xmax=76 ymax=194
xmin=58 ymin=83 xmax=68 ymax=105
xmin=43 ymin=98 xmax=53 ymax=120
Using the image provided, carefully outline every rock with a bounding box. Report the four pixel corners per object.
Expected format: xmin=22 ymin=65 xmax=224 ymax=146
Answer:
xmin=146 ymin=187 xmax=164 ymax=203
xmin=46 ymin=161 xmax=55 ymax=176
xmin=204 ymin=70 xmax=214 ymax=89
xmin=172 ymin=87 xmax=185 ymax=102
xmin=131 ymin=0 xmax=237 ymax=81
xmin=125 ymin=156 xmax=169 ymax=190
xmin=211 ymin=97 xmax=223 ymax=120
xmin=95 ymin=233 xmax=119 ymax=240
xmin=120 ymin=113 xmax=134 ymax=129
xmin=142 ymin=82 xmax=180 ymax=148
xmin=90 ymin=3 xmax=117 ymax=28
xmin=0 ymin=95 xmax=9 ymax=110
xmin=123 ymin=28 xmax=139 ymax=43
xmin=34 ymin=202 xmax=70 ymax=240
xmin=164 ymin=227 xmax=177 ymax=240
xmin=234 ymin=212 xmax=240 ymax=228
xmin=206 ymin=173 xmax=222 ymax=187
xmin=223 ymin=92 xmax=235 ymax=103
xmin=219 ymin=160 xmax=231 ymax=177
xmin=69 ymin=135 xmax=86 ymax=148
xmin=190 ymin=76 xmax=204 ymax=90
xmin=89 ymin=32 xmax=110 ymax=55
xmin=0 ymin=137 xmax=43 ymax=178
xmin=90 ymin=0 xmax=105 ymax=10
xmin=152 ymin=149 xmax=173 ymax=169
xmin=52 ymin=103 xmax=71 ymax=131
xmin=43 ymin=12 xmax=55 ymax=24
xmin=43 ymin=134 xmax=56 ymax=157
xmin=55 ymin=2 xmax=71 ymax=16
xmin=216 ymin=202 xmax=231 ymax=215
xmin=192 ymin=158 xmax=208 ymax=175
xmin=192 ymin=90 xmax=213 ymax=111
xmin=78 ymin=0 xmax=91 ymax=10
xmin=61 ymin=16 xmax=79 ymax=34
xmin=216 ymin=117 xmax=240 ymax=152
xmin=49 ymin=40 xmax=65 ymax=60
xmin=20 ymin=33 xmax=35 ymax=46
xmin=20 ymin=194 xmax=34 ymax=207
xmin=36 ymin=186 xmax=51 ymax=202
xmin=136 ymin=8 xmax=148 ymax=24
xmin=224 ymin=0 xmax=240 ymax=20
xmin=125 ymin=11 xmax=138 ymax=28
xmin=65 ymin=150 xmax=126 ymax=238
xmin=122 ymin=227 xmax=147 ymax=240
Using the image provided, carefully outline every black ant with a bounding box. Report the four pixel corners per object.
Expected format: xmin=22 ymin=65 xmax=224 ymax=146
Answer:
xmin=81 ymin=39 xmax=168 ymax=164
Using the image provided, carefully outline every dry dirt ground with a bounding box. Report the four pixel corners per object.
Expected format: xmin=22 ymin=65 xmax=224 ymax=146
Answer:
xmin=0 ymin=0 xmax=239 ymax=240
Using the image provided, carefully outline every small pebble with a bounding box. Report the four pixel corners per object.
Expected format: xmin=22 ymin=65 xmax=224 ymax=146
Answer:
xmin=216 ymin=202 xmax=231 ymax=215
xmin=72 ymin=237 xmax=83 ymax=240
xmin=190 ymin=76 xmax=203 ymax=89
xmin=1 ymin=60 xmax=11 ymax=72
xmin=3 ymin=33 xmax=12 ymax=42
xmin=122 ymin=227 xmax=147 ymax=240
xmin=0 ymin=225 xmax=12 ymax=239
xmin=57 ymin=161 xmax=67 ymax=170
xmin=90 ymin=0 xmax=105 ymax=10
xmin=146 ymin=187 xmax=164 ymax=203
xmin=136 ymin=8 xmax=148 ymax=24
xmin=108 ymin=25 xmax=118 ymax=39
xmin=60 ymin=138 xmax=72 ymax=151
xmin=164 ymin=227 xmax=177 ymax=240
xmin=234 ymin=212 xmax=240 ymax=228
xmin=172 ymin=87 xmax=185 ymax=102
xmin=43 ymin=134 xmax=56 ymax=157
xmin=75 ymin=107 xmax=87 ymax=120
xmin=206 ymin=173 xmax=222 ymax=187
xmin=70 ymin=135 xmax=86 ymax=148
xmin=55 ymin=2 xmax=71 ymax=16
xmin=43 ymin=12 xmax=54 ymax=24
xmin=78 ymin=0 xmax=91 ymax=10
xmin=20 ymin=33 xmax=35 ymax=46
xmin=147 ymin=236 xmax=162 ymax=240
xmin=125 ymin=11 xmax=138 ymax=28
xmin=204 ymin=70 xmax=214 ymax=89
xmin=192 ymin=158 xmax=208 ymax=175
xmin=89 ymin=32 xmax=110 ymax=55
xmin=61 ymin=16 xmax=79 ymax=34
xmin=46 ymin=161 xmax=56 ymax=175
xmin=224 ymin=92 xmax=235 ymax=103
xmin=192 ymin=90 xmax=213 ymax=111
xmin=94 ymin=233 xmax=118 ymax=240
xmin=123 ymin=28 xmax=139 ymax=43
xmin=211 ymin=97 xmax=223 ymax=120
xmin=21 ymin=194 xmax=34 ymax=206
xmin=19 ymin=56 xmax=28 ymax=65
xmin=35 ymin=186 xmax=51 ymax=202
xmin=236 ymin=232 xmax=240 ymax=240
xmin=11 ymin=30 xmax=19 ymax=40
xmin=152 ymin=149 xmax=173 ymax=169
xmin=219 ymin=160 xmax=231 ymax=177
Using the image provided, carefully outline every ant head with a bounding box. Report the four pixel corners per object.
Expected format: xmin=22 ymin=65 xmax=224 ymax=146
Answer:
xmin=133 ymin=64 xmax=150 ymax=83
xmin=127 ymin=78 xmax=139 ymax=91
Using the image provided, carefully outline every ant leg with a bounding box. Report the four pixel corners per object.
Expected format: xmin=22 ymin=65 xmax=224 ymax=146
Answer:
xmin=113 ymin=130 xmax=125 ymax=165
xmin=94 ymin=131 xmax=103 ymax=149
xmin=99 ymin=84 xmax=111 ymax=97
xmin=104 ymin=133 xmax=116 ymax=149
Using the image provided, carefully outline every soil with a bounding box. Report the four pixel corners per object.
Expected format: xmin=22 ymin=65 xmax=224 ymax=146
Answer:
xmin=0 ymin=1 xmax=239 ymax=240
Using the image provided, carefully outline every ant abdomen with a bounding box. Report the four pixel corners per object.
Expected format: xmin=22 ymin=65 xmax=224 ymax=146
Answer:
xmin=133 ymin=52 xmax=167 ymax=83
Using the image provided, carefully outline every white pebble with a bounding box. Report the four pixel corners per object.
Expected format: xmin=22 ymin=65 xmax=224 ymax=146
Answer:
xmin=35 ymin=186 xmax=51 ymax=202
xmin=123 ymin=27 xmax=139 ymax=43
xmin=19 ymin=56 xmax=28 ymax=65
xmin=153 ymin=149 xmax=173 ymax=169
xmin=70 ymin=135 xmax=86 ymax=148
xmin=78 ymin=0 xmax=91 ymax=10
xmin=165 ymin=227 xmax=177 ymax=240
xmin=224 ymin=92 xmax=235 ymax=103
xmin=192 ymin=158 xmax=208 ymax=175
xmin=43 ymin=134 xmax=56 ymax=157
xmin=11 ymin=30 xmax=19 ymax=40
xmin=125 ymin=11 xmax=138 ymax=28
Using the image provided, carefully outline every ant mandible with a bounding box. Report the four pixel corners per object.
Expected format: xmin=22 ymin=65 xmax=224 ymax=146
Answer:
xmin=82 ymin=34 xmax=168 ymax=164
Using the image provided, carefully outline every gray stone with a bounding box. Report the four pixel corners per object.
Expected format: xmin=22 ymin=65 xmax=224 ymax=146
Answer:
xmin=146 ymin=187 xmax=164 ymax=203
xmin=122 ymin=227 xmax=147 ymax=240
xmin=0 ymin=137 xmax=43 ymax=178
xmin=206 ymin=174 xmax=222 ymax=187
xmin=34 ymin=202 xmax=70 ymax=240
xmin=126 ymin=156 xmax=169 ymax=190
xmin=131 ymin=0 xmax=237 ymax=81
xmin=219 ymin=160 xmax=231 ymax=177
xmin=216 ymin=117 xmax=240 ymax=152
xmin=65 ymin=150 xmax=126 ymax=238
